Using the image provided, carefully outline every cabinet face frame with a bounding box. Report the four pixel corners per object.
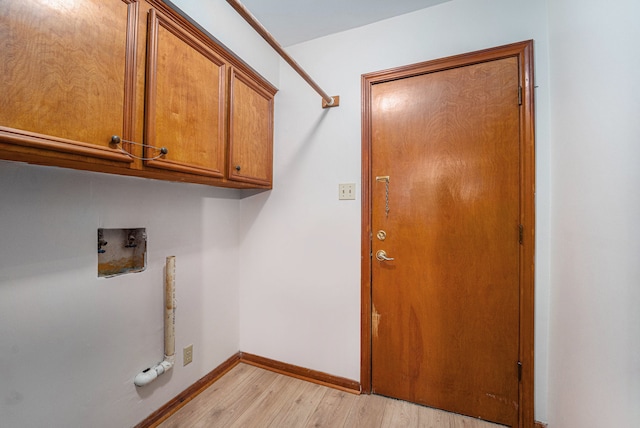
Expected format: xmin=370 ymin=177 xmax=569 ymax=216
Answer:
xmin=0 ymin=0 xmax=138 ymax=166
xmin=227 ymin=67 xmax=275 ymax=187
xmin=143 ymin=8 xmax=227 ymax=178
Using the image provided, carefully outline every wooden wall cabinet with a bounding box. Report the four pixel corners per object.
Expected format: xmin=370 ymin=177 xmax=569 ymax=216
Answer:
xmin=0 ymin=0 xmax=137 ymax=169
xmin=228 ymin=68 xmax=275 ymax=187
xmin=143 ymin=8 xmax=226 ymax=178
xmin=0 ymin=0 xmax=277 ymax=189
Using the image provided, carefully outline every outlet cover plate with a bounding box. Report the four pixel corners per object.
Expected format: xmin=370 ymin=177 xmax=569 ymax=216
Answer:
xmin=183 ymin=344 xmax=193 ymax=366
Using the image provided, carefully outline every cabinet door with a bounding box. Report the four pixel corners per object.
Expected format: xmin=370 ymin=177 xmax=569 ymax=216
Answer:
xmin=143 ymin=9 xmax=226 ymax=178
xmin=228 ymin=67 xmax=275 ymax=187
xmin=0 ymin=0 xmax=135 ymax=165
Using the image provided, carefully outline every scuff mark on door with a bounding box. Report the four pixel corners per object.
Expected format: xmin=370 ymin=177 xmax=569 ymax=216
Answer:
xmin=372 ymin=304 xmax=381 ymax=339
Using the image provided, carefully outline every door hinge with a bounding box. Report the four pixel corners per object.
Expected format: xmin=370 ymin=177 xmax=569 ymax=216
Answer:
xmin=519 ymin=224 xmax=524 ymax=245
xmin=517 ymin=361 xmax=523 ymax=381
xmin=518 ymin=86 xmax=523 ymax=106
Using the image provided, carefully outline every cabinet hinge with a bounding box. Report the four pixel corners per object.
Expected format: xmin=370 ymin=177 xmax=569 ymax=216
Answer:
xmin=519 ymin=224 xmax=524 ymax=245
xmin=518 ymin=361 xmax=523 ymax=381
xmin=518 ymin=86 xmax=523 ymax=106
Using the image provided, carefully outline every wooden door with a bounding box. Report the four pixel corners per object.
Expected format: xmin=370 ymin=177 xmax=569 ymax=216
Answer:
xmin=363 ymin=42 xmax=535 ymax=428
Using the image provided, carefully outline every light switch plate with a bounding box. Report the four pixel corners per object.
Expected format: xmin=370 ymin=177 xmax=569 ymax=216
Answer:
xmin=339 ymin=183 xmax=356 ymax=200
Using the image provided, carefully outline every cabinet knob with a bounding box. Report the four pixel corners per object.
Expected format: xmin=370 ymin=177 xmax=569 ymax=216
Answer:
xmin=235 ymin=165 xmax=241 ymax=171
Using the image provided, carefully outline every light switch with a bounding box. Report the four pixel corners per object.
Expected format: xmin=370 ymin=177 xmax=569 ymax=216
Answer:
xmin=339 ymin=183 xmax=356 ymax=200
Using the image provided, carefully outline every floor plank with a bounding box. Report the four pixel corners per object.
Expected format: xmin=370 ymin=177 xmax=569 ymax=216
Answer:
xmin=191 ymin=369 xmax=280 ymax=427
xmin=266 ymin=378 xmax=328 ymax=427
xmin=158 ymin=362 xmax=259 ymax=428
xmin=344 ymin=393 xmax=389 ymax=427
xmin=304 ymin=387 xmax=358 ymax=427
xmin=228 ymin=374 xmax=304 ymax=427
xmin=159 ymin=363 xmax=507 ymax=428
xmin=381 ymin=398 xmax=421 ymax=427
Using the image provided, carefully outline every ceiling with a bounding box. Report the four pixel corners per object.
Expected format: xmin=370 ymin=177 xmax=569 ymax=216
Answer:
xmin=238 ymin=0 xmax=451 ymax=47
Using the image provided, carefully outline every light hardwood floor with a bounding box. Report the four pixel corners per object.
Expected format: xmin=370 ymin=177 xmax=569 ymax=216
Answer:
xmin=159 ymin=363 xmax=506 ymax=427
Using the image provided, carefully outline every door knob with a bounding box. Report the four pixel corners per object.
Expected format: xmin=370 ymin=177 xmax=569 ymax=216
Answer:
xmin=376 ymin=250 xmax=394 ymax=261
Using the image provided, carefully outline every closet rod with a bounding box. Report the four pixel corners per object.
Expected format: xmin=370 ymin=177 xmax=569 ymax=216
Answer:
xmin=226 ymin=0 xmax=339 ymax=108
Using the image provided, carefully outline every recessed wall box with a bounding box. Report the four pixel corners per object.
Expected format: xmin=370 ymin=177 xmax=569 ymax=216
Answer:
xmin=97 ymin=228 xmax=147 ymax=277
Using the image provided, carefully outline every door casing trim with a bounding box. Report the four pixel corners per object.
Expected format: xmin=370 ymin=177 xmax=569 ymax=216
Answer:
xmin=360 ymin=40 xmax=536 ymax=428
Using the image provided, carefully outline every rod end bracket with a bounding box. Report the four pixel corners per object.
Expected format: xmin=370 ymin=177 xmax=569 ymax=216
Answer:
xmin=322 ymin=95 xmax=340 ymax=109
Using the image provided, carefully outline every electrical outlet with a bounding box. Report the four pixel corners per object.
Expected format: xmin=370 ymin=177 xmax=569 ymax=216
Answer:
xmin=183 ymin=345 xmax=193 ymax=366
xmin=339 ymin=183 xmax=356 ymax=200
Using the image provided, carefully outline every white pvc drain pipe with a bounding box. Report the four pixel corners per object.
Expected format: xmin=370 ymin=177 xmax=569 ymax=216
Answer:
xmin=134 ymin=256 xmax=176 ymax=387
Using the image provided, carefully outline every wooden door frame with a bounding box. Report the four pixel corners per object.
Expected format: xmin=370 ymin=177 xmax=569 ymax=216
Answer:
xmin=360 ymin=40 xmax=535 ymax=428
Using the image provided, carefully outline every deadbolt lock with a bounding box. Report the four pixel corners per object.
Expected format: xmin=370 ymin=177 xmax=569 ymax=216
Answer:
xmin=376 ymin=230 xmax=387 ymax=241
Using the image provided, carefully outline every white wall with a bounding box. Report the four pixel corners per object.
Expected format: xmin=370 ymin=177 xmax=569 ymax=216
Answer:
xmin=0 ymin=164 xmax=239 ymax=427
xmin=238 ymin=0 xmax=552 ymax=421
xmin=0 ymin=1 xmax=280 ymax=426
xmin=547 ymin=0 xmax=640 ymax=427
